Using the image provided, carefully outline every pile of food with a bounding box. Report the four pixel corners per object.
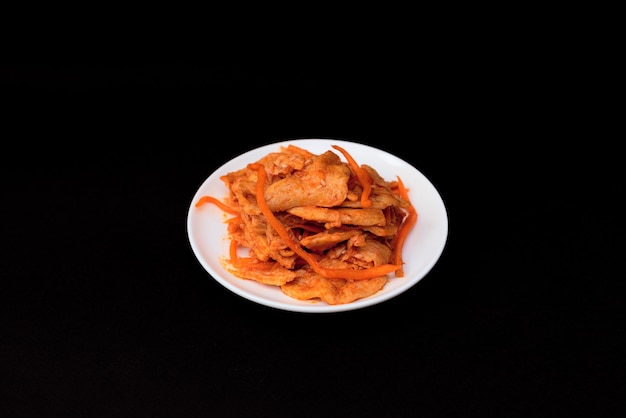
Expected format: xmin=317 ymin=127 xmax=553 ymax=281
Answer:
xmin=195 ymin=144 xmax=417 ymax=305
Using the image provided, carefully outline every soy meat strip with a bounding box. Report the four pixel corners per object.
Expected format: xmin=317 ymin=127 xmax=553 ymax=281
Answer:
xmin=196 ymin=144 xmax=417 ymax=305
xmin=263 ymin=150 xmax=351 ymax=211
xmin=286 ymin=206 xmax=387 ymax=228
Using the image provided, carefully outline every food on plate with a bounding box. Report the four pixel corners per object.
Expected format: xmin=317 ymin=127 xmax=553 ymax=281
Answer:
xmin=195 ymin=143 xmax=418 ymax=305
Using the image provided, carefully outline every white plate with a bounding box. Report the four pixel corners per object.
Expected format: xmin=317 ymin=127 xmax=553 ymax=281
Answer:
xmin=187 ymin=139 xmax=448 ymax=313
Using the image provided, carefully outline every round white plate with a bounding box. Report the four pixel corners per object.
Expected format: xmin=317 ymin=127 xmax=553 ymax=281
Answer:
xmin=187 ymin=138 xmax=448 ymax=313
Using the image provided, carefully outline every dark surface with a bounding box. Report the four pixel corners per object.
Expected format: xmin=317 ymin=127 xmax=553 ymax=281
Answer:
xmin=1 ymin=60 xmax=622 ymax=418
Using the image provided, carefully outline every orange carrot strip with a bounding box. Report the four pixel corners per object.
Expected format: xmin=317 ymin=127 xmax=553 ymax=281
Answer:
xmin=393 ymin=176 xmax=418 ymax=277
xmin=283 ymin=144 xmax=315 ymax=157
xmin=229 ymin=239 xmax=239 ymax=261
xmin=331 ymin=144 xmax=372 ymax=208
xmin=249 ymin=162 xmax=398 ymax=281
xmin=231 ymin=259 xmax=277 ymax=270
xmin=195 ymin=195 xmax=239 ymax=214
xmin=228 ymin=237 xmax=277 ymax=270
xmin=226 ymin=215 xmax=241 ymax=227
xmin=320 ymin=263 xmax=401 ymax=280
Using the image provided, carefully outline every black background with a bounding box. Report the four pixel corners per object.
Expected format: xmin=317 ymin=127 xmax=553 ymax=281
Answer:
xmin=1 ymin=39 xmax=622 ymax=418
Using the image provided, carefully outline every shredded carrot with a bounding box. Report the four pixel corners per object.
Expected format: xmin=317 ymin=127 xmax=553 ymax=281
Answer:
xmin=226 ymin=215 xmax=241 ymax=228
xmin=229 ymin=239 xmax=239 ymax=261
xmin=282 ymin=144 xmax=315 ymax=157
xmin=393 ymin=176 xmax=418 ymax=277
xmin=331 ymin=144 xmax=372 ymax=208
xmin=197 ymin=197 xmax=241 ymax=265
xmin=320 ymin=263 xmax=401 ymax=280
xmin=249 ymin=162 xmax=399 ymax=281
xmin=195 ymin=195 xmax=239 ymax=214
xmin=230 ymin=259 xmax=277 ymax=270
